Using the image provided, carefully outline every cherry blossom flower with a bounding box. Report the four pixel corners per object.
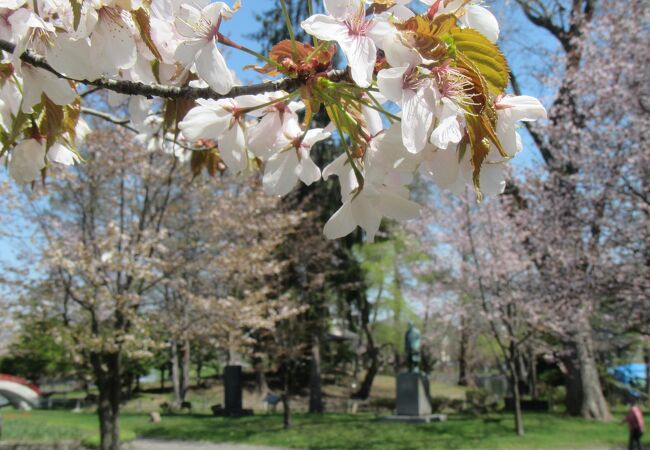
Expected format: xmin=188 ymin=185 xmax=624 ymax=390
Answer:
xmin=85 ymin=3 xmax=138 ymax=76
xmin=247 ymin=94 xmax=304 ymax=160
xmin=174 ymin=1 xmax=234 ymax=94
xmin=179 ymin=94 xmax=270 ymax=173
xmin=377 ymin=65 xmax=438 ymax=153
xmin=301 ymin=0 xmax=389 ymax=88
xmin=262 ymin=119 xmax=329 ymax=196
xmin=323 ymin=123 xmax=421 ymax=240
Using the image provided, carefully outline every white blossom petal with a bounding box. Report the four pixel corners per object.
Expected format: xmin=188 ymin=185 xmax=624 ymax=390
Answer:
xmin=194 ymin=40 xmax=233 ymax=95
xmin=461 ymin=5 xmax=499 ymax=43
xmin=9 ymin=139 xmax=45 ymax=183
xmin=323 ymin=200 xmax=357 ymax=239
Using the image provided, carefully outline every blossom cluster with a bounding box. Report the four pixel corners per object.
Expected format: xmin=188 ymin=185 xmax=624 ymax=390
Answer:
xmin=0 ymin=0 xmax=546 ymax=240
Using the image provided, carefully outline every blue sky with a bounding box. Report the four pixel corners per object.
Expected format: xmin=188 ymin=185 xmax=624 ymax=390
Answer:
xmin=0 ymin=1 xmax=562 ymax=272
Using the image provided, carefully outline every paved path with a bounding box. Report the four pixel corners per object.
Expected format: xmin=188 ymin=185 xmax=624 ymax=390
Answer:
xmin=126 ymin=440 xmax=293 ymax=450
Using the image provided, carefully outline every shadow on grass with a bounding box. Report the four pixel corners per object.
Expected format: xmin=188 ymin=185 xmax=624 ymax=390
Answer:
xmin=132 ymin=413 xmax=522 ymax=450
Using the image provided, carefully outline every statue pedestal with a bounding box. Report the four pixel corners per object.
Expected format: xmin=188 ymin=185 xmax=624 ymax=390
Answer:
xmin=396 ymin=372 xmax=432 ymax=416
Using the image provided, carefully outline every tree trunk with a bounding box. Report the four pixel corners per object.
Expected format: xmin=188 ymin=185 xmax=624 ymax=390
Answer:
xmin=282 ymin=369 xmax=291 ymax=430
xmin=123 ymin=371 xmax=134 ymax=400
xmin=530 ymin=353 xmax=539 ymax=400
xmin=562 ymin=354 xmax=583 ymax=416
xmin=511 ymin=370 xmax=524 ymax=436
xmin=508 ymin=343 xmax=524 ymax=436
xmin=458 ymin=315 xmax=471 ymax=386
xmin=170 ymin=340 xmax=181 ymax=406
xmin=353 ymin=317 xmax=381 ymax=399
xmin=574 ymin=317 xmax=612 ymax=421
xmin=159 ymin=365 xmax=165 ymax=391
xmin=309 ymin=335 xmax=323 ymax=413
xmin=253 ymin=357 xmax=269 ymax=396
xmin=353 ymin=347 xmax=379 ymax=400
xmin=644 ymin=345 xmax=650 ymax=398
xmin=180 ymin=339 xmax=191 ymax=403
xmin=92 ymin=352 xmax=121 ymax=450
xmin=196 ymin=357 xmax=203 ymax=385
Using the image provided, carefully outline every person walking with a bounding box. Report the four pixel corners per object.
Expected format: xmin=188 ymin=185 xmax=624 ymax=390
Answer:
xmin=623 ymin=397 xmax=646 ymax=450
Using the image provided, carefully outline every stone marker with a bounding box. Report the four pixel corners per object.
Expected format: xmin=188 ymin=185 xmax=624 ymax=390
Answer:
xmin=149 ymin=411 xmax=161 ymax=423
xmin=380 ymin=323 xmax=448 ymax=424
xmin=396 ymin=372 xmax=431 ymax=416
xmin=212 ymin=365 xmax=253 ymax=417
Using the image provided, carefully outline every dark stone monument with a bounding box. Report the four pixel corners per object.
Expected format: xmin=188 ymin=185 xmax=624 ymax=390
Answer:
xmin=380 ymin=323 xmax=446 ymax=423
xmin=211 ymin=365 xmax=253 ymax=417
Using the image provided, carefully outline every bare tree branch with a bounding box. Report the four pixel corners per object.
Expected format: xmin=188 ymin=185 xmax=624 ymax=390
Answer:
xmin=0 ymin=39 xmax=348 ymax=101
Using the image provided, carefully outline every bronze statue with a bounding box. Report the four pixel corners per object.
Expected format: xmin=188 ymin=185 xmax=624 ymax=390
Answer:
xmin=405 ymin=321 xmax=421 ymax=373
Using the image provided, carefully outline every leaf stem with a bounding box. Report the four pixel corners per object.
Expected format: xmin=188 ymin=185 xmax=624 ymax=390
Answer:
xmin=279 ymin=0 xmax=299 ymax=59
xmin=217 ymin=34 xmax=283 ymax=70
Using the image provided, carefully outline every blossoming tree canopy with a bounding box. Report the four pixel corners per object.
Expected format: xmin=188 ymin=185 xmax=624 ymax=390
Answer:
xmin=0 ymin=0 xmax=546 ymax=240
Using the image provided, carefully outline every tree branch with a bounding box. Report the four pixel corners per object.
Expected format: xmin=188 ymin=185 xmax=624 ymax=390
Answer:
xmin=0 ymin=39 xmax=348 ymax=101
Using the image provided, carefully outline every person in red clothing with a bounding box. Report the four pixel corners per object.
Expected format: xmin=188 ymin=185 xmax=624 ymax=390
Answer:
xmin=623 ymin=397 xmax=646 ymax=450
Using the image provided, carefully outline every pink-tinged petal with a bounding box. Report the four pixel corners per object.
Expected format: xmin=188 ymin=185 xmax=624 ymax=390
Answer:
xmin=0 ymin=0 xmax=26 ymax=8
xmin=386 ymin=5 xmax=414 ymax=20
xmin=174 ymin=38 xmax=205 ymax=66
xmin=22 ymin=65 xmax=76 ymax=112
xmin=340 ymin=34 xmax=376 ymax=88
xmin=201 ymin=1 xmax=233 ymax=27
xmin=128 ymin=96 xmax=152 ymax=127
xmin=498 ymin=95 xmax=547 ymax=122
xmin=302 ymin=128 xmax=331 ymax=148
xmin=322 ymin=153 xmax=358 ymax=200
xmin=362 ymin=104 xmax=383 ymax=137
xmin=297 ymin=149 xmax=321 ymax=185
xmin=401 ymin=87 xmax=434 ymax=153
xmin=430 ymin=106 xmax=462 ymax=149
xmin=322 ymin=153 xmax=348 ymax=181
xmin=194 ymin=41 xmax=233 ymax=95
xmin=367 ymin=18 xmax=392 ymax=45
xmin=47 ymin=35 xmax=102 ymax=80
xmin=47 ymin=143 xmax=79 ymax=166
xmin=301 ymin=15 xmax=348 ymax=42
xmin=233 ymin=94 xmax=270 ymax=110
xmin=150 ymin=18 xmax=178 ymax=63
xmin=219 ymin=124 xmax=248 ymax=173
xmin=263 ymin=151 xmax=299 ymax=196
xmin=91 ymin=15 xmax=137 ymax=75
xmin=424 ymin=145 xmax=461 ymax=189
xmin=496 ymin=115 xmax=520 ymax=157
xmin=382 ymin=33 xmax=422 ymax=68
xmin=20 ymin=66 xmax=44 ymax=113
xmin=178 ymin=104 xmax=230 ymax=141
xmin=461 ymin=5 xmax=499 ymax=43
xmin=324 ymin=0 xmax=361 ymax=18
xmin=323 ymin=200 xmax=357 ymax=240
xmin=9 ymin=139 xmax=45 ymax=183
xmin=479 ymin=163 xmax=507 ymax=196
xmin=378 ymin=189 xmax=421 ymax=221
xmin=352 ymin=192 xmax=382 ymax=241
xmin=377 ymin=66 xmax=408 ymax=103
xmin=248 ymin=113 xmax=283 ymax=159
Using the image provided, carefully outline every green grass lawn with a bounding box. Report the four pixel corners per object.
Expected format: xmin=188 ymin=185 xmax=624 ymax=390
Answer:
xmin=0 ymin=410 xmax=630 ymax=449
